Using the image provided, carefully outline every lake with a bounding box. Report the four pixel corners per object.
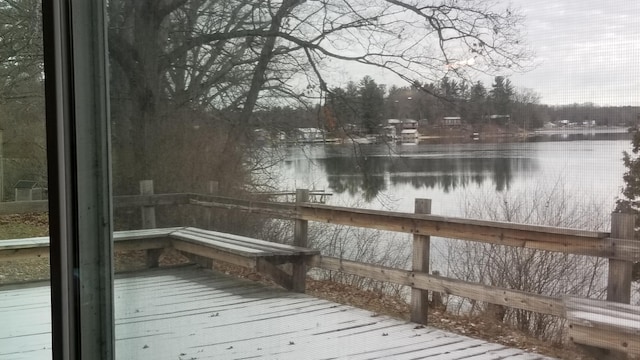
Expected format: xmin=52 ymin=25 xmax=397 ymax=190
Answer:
xmin=277 ymin=130 xmax=633 ymax=220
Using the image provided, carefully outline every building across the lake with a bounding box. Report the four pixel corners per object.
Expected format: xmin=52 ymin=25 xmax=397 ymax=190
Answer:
xmin=489 ymin=114 xmax=511 ymax=125
xmin=296 ymin=127 xmax=325 ymax=142
xmin=442 ymin=116 xmax=462 ymax=126
xmin=386 ymin=119 xmax=421 ymax=141
xmin=400 ymin=128 xmax=420 ymax=142
xmin=403 ymin=119 xmax=419 ymax=129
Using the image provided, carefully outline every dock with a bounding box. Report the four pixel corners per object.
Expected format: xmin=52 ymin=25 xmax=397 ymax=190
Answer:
xmin=0 ymin=266 xmax=554 ymax=360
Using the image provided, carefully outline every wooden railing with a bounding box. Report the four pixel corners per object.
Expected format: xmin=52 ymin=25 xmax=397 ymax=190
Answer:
xmin=4 ymin=191 xmax=638 ymax=305
xmin=2 ymin=185 xmax=639 ymax=356
xmin=189 ymin=195 xmax=638 ymax=299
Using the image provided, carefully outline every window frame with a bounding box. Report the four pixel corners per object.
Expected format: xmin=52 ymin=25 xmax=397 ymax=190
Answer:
xmin=42 ymin=1 xmax=114 ymax=359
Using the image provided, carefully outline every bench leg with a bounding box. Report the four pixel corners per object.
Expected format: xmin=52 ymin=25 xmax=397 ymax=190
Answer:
xmin=146 ymin=249 xmax=164 ymax=268
xmin=256 ymin=259 xmax=293 ymax=290
xmin=291 ymin=259 xmax=306 ymax=293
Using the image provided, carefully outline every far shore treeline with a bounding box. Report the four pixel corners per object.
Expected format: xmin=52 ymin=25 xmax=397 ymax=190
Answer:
xmin=254 ymin=75 xmax=640 ymax=137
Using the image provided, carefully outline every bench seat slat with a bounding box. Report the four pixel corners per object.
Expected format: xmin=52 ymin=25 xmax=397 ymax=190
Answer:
xmin=564 ymin=296 xmax=640 ymax=355
xmin=565 ymin=296 xmax=640 ymax=332
xmin=567 ymin=310 xmax=640 ymax=335
xmin=169 ymin=232 xmax=269 ymax=257
xmin=174 ymin=228 xmax=318 ymax=257
xmin=179 ymin=227 xmax=319 ymax=255
xmin=173 ymin=231 xmax=287 ymax=256
xmin=113 ymin=228 xmax=180 ymax=241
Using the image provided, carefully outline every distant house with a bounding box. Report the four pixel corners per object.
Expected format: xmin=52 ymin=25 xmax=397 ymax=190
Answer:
xmin=386 ymin=119 xmax=403 ymax=136
xmin=403 ymin=119 xmax=419 ymax=129
xmin=14 ymin=180 xmax=47 ymax=202
xmin=297 ymin=128 xmax=325 ymax=142
xmin=254 ymin=128 xmax=287 ymax=143
xmin=383 ymin=125 xmax=397 ymax=140
xmin=400 ymin=128 xmax=419 ymax=142
xmin=442 ymin=116 xmax=462 ymax=127
xmin=489 ymin=114 xmax=511 ymax=125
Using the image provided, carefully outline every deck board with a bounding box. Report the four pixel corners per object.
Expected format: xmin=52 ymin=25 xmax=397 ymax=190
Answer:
xmin=0 ymin=266 xmax=556 ymax=360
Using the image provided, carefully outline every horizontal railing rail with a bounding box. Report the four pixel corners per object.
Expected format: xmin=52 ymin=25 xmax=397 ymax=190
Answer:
xmin=3 ymin=193 xmax=639 ymax=262
xmin=190 ymin=195 xmax=640 ymax=262
xmin=0 ymin=194 xmax=192 ymax=215
xmin=317 ymin=256 xmax=565 ymax=317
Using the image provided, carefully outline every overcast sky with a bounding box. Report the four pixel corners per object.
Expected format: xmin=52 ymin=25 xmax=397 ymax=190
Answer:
xmin=343 ymin=0 xmax=640 ymax=107
xmin=507 ymin=0 xmax=640 ymax=106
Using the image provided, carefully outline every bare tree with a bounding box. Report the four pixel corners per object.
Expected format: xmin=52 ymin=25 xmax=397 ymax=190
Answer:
xmin=107 ymin=0 xmax=530 ymax=194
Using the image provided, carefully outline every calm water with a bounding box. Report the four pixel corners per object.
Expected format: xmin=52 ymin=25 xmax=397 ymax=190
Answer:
xmin=277 ymin=130 xmax=632 ymax=218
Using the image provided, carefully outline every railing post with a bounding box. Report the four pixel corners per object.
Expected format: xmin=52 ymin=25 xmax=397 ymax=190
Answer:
xmin=593 ymin=212 xmax=636 ymax=360
xmin=206 ymin=180 xmax=219 ymax=229
xmin=140 ymin=180 xmax=156 ymax=229
xmin=140 ymin=180 xmax=161 ymax=267
xmin=292 ymin=189 xmax=309 ymax=293
xmin=607 ymin=213 xmax=636 ymax=303
xmin=411 ymin=198 xmax=431 ymax=324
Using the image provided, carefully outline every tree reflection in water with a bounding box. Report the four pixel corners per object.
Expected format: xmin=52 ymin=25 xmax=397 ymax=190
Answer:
xmin=320 ymin=155 xmax=536 ymax=200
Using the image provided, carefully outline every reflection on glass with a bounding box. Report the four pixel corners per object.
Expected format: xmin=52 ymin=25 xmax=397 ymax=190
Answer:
xmin=0 ymin=0 xmax=50 ymax=358
xmin=108 ymin=2 xmax=292 ymax=358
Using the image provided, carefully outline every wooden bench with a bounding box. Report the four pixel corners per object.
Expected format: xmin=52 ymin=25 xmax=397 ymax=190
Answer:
xmin=0 ymin=228 xmax=179 ymax=262
xmin=0 ymin=227 xmax=320 ymax=292
xmin=166 ymin=227 xmax=319 ymax=291
xmin=564 ymin=296 xmax=640 ymax=358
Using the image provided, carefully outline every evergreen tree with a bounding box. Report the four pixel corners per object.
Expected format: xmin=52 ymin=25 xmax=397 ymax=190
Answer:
xmin=327 ymin=83 xmax=360 ymax=127
xmin=617 ymin=132 xmax=640 ymax=213
xmin=359 ymin=76 xmax=385 ymax=133
xmin=466 ymin=81 xmax=488 ymax=124
xmin=616 ymin=131 xmax=640 ymax=281
xmin=490 ymin=76 xmax=514 ymax=115
xmin=439 ymin=77 xmax=460 ymax=100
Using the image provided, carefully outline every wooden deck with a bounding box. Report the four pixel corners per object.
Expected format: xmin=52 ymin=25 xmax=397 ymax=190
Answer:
xmin=0 ymin=266 xmax=555 ymax=360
